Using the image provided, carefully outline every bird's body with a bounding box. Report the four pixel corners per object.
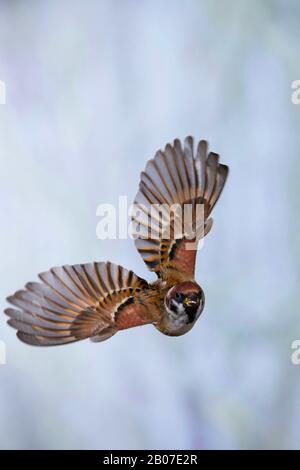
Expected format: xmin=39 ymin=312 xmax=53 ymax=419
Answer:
xmin=132 ymin=268 xmax=201 ymax=337
xmin=5 ymin=136 xmax=228 ymax=346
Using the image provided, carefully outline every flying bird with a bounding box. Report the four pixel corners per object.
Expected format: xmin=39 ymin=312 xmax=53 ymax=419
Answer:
xmin=5 ymin=137 xmax=228 ymax=346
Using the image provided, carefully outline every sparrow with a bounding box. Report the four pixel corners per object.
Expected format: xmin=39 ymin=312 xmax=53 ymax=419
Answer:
xmin=5 ymin=136 xmax=228 ymax=346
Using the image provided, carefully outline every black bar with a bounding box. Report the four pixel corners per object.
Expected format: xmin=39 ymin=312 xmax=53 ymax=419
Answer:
xmin=0 ymin=449 xmax=299 ymax=465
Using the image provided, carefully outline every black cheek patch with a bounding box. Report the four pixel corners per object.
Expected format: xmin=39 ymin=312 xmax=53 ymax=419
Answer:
xmin=185 ymin=305 xmax=197 ymax=324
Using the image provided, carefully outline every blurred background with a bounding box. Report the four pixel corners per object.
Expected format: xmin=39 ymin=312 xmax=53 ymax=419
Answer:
xmin=0 ymin=0 xmax=299 ymax=450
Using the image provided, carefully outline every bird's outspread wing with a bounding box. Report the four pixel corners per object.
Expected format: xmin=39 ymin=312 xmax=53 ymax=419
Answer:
xmin=132 ymin=136 xmax=228 ymax=276
xmin=5 ymin=262 xmax=154 ymax=346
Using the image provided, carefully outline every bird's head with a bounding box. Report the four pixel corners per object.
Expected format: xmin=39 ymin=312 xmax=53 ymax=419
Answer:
xmin=158 ymin=281 xmax=205 ymax=336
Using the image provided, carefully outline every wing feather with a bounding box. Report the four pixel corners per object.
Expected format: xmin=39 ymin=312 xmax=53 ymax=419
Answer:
xmin=5 ymin=262 xmax=153 ymax=346
xmin=132 ymin=136 xmax=229 ymax=276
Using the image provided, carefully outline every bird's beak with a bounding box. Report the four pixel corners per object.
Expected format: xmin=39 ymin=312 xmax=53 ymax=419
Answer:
xmin=183 ymin=298 xmax=198 ymax=307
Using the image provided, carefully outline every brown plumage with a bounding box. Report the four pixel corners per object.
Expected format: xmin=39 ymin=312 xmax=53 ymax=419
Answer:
xmin=5 ymin=136 xmax=229 ymax=345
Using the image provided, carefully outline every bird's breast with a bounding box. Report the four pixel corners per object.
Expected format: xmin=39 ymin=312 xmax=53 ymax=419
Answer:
xmin=155 ymin=304 xmax=194 ymax=337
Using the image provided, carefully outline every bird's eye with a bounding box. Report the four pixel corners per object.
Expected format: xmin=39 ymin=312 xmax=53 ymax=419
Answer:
xmin=175 ymin=292 xmax=183 ymax=301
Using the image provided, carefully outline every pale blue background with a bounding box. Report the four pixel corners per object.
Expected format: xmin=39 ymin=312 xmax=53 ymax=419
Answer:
xmin=0 ymin=0 xmax=299 ymax=449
